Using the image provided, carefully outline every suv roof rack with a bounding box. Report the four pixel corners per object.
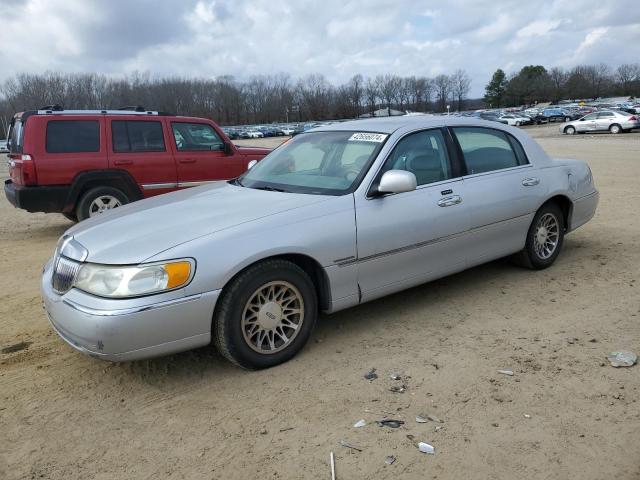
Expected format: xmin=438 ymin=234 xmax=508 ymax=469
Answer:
xmin=34 ymin=109 xmax=175 ymax=116
xmin=40 ymin=104 xmax=64 ymax=111
xmin=118 ymin=105 xmax=146 ymax=112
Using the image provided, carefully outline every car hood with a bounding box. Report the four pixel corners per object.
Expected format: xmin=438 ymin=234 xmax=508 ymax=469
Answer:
xmin=66 ymin=182 xmax=332 ymax=264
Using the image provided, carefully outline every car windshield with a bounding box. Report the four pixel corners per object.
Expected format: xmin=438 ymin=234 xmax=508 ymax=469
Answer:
xmin=237 ymin=131 xmax=387 ymax=195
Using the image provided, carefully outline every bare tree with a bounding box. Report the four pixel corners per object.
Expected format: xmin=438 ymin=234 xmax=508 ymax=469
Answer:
xmin=451 ymin=69 xmax=471 ymax=111
xmin=364 ymin=77 xmax=379 ymax=115
xmin=433 ymin=74 xmax=452 ymax=112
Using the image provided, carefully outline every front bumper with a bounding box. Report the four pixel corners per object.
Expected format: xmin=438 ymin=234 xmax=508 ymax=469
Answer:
xmin=4 ymin=180 xmax=70 ymax=213
xmin=41 ymin=260 xmax=220 ymax=361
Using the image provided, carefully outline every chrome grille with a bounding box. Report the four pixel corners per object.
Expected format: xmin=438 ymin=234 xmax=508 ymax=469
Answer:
xmin=52 ymin=255 xmax=81 ymax=294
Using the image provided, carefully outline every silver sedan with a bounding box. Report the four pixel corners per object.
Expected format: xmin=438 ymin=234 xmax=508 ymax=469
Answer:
xmin=561 ymin=110 xmax=639 ymax=134
xmin=42 ymin=117 xmax=599 ymax=369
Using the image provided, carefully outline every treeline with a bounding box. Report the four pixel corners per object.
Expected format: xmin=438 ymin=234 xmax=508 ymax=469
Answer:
xmin=485 ymin=63 xmax=640 ymax=108
xmin=0 ymin=70 xmax=472 ymax=135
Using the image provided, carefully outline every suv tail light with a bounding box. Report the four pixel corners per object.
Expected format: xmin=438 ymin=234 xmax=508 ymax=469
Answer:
xmin=8 ymin=154 xmax=37 ymax=186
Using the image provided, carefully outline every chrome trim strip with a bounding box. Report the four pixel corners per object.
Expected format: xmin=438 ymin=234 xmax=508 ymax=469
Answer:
xmin=177 ymin=180 xmax=220 ymax=188
xmin=62 ymin=293 xmax=203 ymax=317
xmin=338 ymin=213 xmax=532 ymax=266
xmin=141 ymin=182 xmax=178 ymax=190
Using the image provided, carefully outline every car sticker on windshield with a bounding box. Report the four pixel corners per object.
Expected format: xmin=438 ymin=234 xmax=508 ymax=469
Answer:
xmin=348 ymin=132 xmax=387 ymax=142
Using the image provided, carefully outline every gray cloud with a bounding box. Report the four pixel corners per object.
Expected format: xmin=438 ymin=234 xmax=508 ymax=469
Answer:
xmin=0 ymin=0 xmax=638 ymax=96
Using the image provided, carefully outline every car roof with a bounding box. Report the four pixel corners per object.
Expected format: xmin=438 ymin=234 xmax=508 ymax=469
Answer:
xmin=309 ymin=115 xmax=514 ymax=134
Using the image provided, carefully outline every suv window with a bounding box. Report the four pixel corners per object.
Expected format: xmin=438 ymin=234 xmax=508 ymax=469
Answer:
xmin=172 ymin=123 xmax=223 ymax=151
xmin=381 ymin=129 xmax=452 ymax=186
xmin=46 ymin=120 xmax=100 ymax=153
xmin=112 ymin=121 xmax=165 ymax=152
xmin=453 ymin=127 xmax=526 ymax=175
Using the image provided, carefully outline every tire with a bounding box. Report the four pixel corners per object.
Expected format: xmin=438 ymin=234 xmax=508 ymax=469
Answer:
xmin=564 ymin=126 xmax=576 ymax=135
xmin=213 ymin=259 xmax=318 ymax=369
xmin=609 ymin=124 xmax=622 ymax=134
xmin=513 ymin=202 xmax=565 ymax=270
xmin=76 ymin=186 xmax=129 ymax=221
xmin=564 ymin=117 xmax=571 ymax=122
xmin=62 ymin=212 xmax=78 ymax=223
xmin=515 ymin=121 xmax=521 ymax=126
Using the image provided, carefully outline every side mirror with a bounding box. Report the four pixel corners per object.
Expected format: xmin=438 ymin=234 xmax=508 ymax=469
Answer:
xmin=374 ymin=170 xmax=417 ymax=196
xmin=223 ymin=142 xmax=233 ymax=155
xmin=247 ymin=159 xmax=258 ymax=170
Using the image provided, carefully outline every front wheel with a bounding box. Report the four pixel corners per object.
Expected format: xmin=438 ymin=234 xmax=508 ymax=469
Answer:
xmin=609 ymin=124 xmax=622 ymax=134
xmin=513 ymin=203 xmax=565 ymax=270
xmin=213 ymin=259 xmax=318 ymax=369
xmin=564 ymin=126 xmax=576 ymax=135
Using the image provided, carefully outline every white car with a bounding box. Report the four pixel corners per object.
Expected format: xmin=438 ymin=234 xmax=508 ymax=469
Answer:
xmin=280 ymin=126 xmax=296 ymax=135
xmin=245 ymin=129 xmax=264 ymax=139
xmin=498 ymin=114 xmax=531 ymax=126
xmin=0 ymin=139 xmax=8 ymax=153
xmin=561 ymin=110 xmax=640 ymax=135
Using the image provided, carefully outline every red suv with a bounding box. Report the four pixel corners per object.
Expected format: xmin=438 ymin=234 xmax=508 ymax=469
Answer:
xmin=4 ymin=107 xmax=270 ymax=221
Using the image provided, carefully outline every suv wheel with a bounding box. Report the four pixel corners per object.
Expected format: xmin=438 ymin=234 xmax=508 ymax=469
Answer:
xmin=62 ymin=212 xmax=78 ymax=223
xmin=213 ymin=259 xmax=318 ymax=369
xmin=76 ymin=186 xmax=129 ymax=221
xmin=564 ymin=116 xmax=571 ymax=122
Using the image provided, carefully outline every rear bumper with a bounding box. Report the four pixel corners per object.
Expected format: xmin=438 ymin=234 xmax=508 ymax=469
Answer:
xmin=569 ymin=190 xmax=599 ymax=232
xmin=4 ymin=179 xmax=69 ymax=213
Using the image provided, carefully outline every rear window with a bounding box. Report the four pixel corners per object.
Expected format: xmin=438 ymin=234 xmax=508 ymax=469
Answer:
xmin=112 ymin=121 xmax=165 ymax=152
xmin=8 ymin=119 xmax=24 ymax=153
xmin=46 ymin=120 xmax=100 ymax=153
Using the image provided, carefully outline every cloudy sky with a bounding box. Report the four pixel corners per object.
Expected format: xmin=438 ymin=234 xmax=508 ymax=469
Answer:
xmin=1 ymin=0 xmax=638 ymax=96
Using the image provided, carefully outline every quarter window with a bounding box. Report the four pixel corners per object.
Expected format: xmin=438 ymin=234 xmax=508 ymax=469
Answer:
xmin=112 ymin=121 xmax=165 ymax=152
xmin=453 ymin=127 xmax=526 ymax=175
xmin=46 ymin=120 xmax=99 ymax=153
xmin=172 ymin=123 xmax=224 ymax=151
xmin=381 ymin=129 xmax=452 ymax=186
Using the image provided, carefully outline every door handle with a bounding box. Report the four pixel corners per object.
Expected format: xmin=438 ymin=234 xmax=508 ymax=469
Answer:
xmin=113 ymin=159 xmax=133 ymax=166
xmin=522 ymin=177 xmax=540 ymax=186
xmin=179 ymin=158 xmax=196 ymax=164
xmin=437 ymin=195 xmax=462 ymax=207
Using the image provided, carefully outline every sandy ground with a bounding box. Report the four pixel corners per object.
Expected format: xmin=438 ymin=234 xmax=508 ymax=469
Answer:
xmin=1 ymin=124 xmax=639 ymax=480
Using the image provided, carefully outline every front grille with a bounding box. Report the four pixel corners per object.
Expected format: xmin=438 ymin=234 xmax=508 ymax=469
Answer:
xmin=52 ymin=256 xmax=81 ymax=294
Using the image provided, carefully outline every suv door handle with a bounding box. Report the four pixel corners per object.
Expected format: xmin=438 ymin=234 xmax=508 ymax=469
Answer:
xmin=437 ymin=195 xmax=462 ymax=207
xmin=114 ymin=159 xmax=133 ymax=166
xmin=522 ymin=177 xmax=540 ymax=186
xmin=179 ymin=158 xmax=196 ymax=164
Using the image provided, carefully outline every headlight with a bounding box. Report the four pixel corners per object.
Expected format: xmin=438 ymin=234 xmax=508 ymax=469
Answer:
xmin=74 ymin=260 xmax=193 ymax=298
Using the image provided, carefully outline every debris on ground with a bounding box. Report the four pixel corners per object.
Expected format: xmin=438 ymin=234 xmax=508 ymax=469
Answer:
xmin=1 ymin=341 xmax=32 ymax=354
xmin=417 ymin=413 xmax=443 ymax=424
xmin=390 ymin=373 xmax=401 ymax=380
xmin=607 ymin=351 xmax=637 ymax=367
xmin=353 ymin=419 xmax=366 ymax=428
xmin=418 ymin=442 xmax=435 ymax=454
xmin=377 ymin=419 xmax=405 ymax=429
xmin=330 ymin=452 xmax=336 ymax=480
xmin=364 ymin=368 xmax=378 ymax=380
xmin=389 ymin=385 xmax=406 ymax=394
xmin=524 ymin=414 xmax=531 ymax=419
xmin=498 ymin=369 xmax=514 ymax=376
xmin=384 ymin=455 xmax=396 ymax=465
xmin=435 ymin=426 xmax=443 ymax=432
xmin=340 ymin=439 xmax=363 ymax=452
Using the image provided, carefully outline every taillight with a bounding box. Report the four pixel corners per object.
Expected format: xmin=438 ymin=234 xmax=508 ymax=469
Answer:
xmin=630 ymin=116 xmax=637 ymax=121
xmin=8 ymin=154 xmax=37 ymax=185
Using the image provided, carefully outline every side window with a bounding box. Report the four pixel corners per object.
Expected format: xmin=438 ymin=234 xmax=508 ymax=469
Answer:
xmin=46 ymin=120 xmax=99 ymax=153
xmin=381 ymin=129 xmax=452 ymax=186
xmin=597 ymin=112 xmax=614 ymax=118
xmin=582 ymin=113 xmax=598 ymax=120
xmin=453 ymin=127 xmax=525 ymax=175
xmin=112 ymin=121 xmax=165 ymax=152
xmin=172 ymin=123 xmax=223 ymax=151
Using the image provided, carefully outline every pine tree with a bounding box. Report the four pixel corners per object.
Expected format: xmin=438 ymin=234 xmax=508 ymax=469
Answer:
xmin=484 ymin=69 xmax=507 ymax=108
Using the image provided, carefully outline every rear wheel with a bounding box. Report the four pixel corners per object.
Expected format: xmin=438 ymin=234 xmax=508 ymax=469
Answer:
xmin=609 ymin=124 xmax=622 ymax=134
xmin=213 ymin=259 xmax=318 ymax=369
xmin=76 ymin=186 xmax=129 ymax=221
xmin=513 ymin=202 xmax=565 ymax=270
xmin=564 ymin=125 xmax=576 ymax=135
xmin=564 ymin=116 xmax=571 ymax=122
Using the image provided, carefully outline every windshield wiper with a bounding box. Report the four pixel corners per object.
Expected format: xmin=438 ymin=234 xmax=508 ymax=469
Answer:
xmin=254 ymin=185 xmax=287 ymax=192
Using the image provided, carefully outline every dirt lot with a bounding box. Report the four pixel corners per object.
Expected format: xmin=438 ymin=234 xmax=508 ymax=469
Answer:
xmin=1 ymin=124 xmax=639 ymax=480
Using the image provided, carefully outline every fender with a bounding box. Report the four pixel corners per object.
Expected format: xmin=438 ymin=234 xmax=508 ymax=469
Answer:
xmin=65 ymin=169 xmax=143 ymax=211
